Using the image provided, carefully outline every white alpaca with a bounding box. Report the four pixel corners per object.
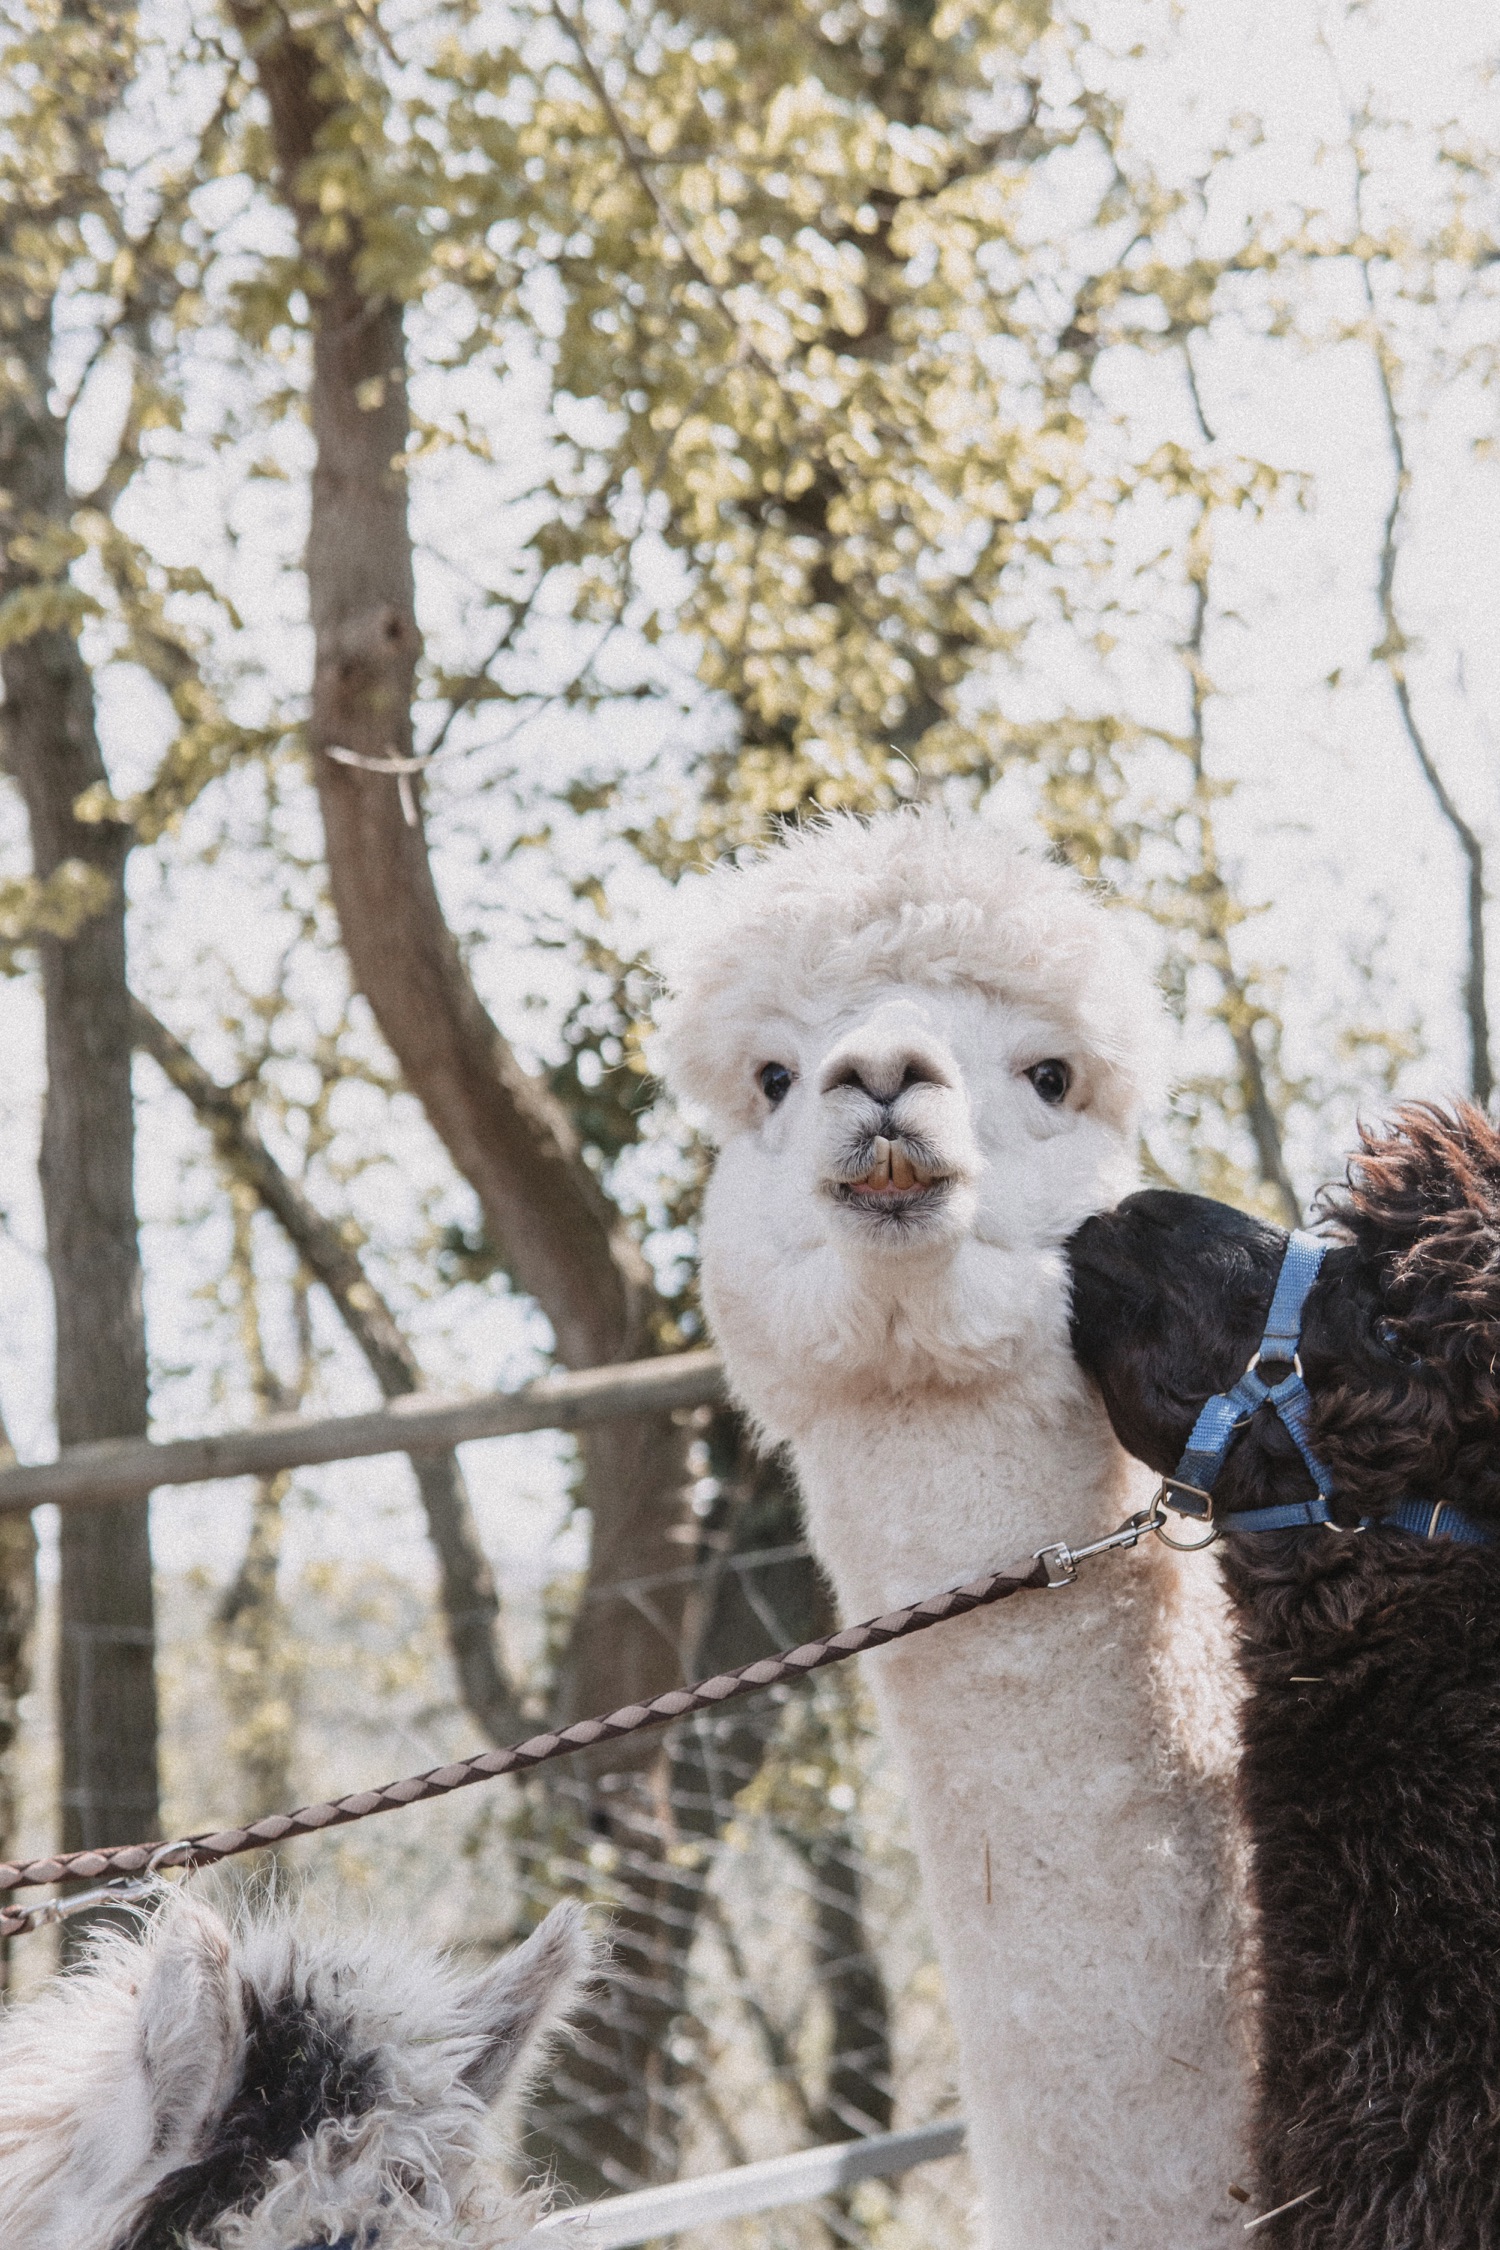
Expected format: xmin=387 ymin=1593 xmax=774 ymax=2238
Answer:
xmin=0 ymin=1890 xmax=589 ymax=2250
xmin=658 ymin=809 xmax=1246 ymax=2248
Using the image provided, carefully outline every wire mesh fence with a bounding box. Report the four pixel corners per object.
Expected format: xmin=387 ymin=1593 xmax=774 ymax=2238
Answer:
xmin=8 ymin=1549 xmax=975 ymax=2245
xmin=509 ymin=1693 xmax=972 ymax=2244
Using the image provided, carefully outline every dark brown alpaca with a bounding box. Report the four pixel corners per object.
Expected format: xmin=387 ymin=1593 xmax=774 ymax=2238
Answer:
xmin=1066 ymin=1102 xmax=1500 ymax=2250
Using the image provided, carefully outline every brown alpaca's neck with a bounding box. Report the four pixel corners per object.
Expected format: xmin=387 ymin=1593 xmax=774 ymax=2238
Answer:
xmin=1224 ymin=1531 xmax=1500 ymax=2250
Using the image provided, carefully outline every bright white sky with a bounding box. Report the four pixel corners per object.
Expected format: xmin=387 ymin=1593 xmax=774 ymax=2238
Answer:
xmin=0 ymin=0 xmax=1495 ymax=1652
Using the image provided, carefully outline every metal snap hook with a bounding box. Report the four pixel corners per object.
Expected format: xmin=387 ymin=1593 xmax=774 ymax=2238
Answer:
xmin=0 ymin=1840 xmax=197 ymax=1941
xmin=1033 ymin=1498 xmax=1174 ymax=1587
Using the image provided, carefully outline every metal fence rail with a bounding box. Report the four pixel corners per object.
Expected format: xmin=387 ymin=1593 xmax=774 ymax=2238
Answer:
xmin=537 ymin=2120 xmax=967 ymax=2245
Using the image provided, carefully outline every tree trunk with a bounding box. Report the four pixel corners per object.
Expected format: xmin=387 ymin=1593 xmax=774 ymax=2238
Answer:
xmin=0 ymin=1412 xmax=37 ymax=1999
xmin=223 ymin=8 xmax=702 ymax=2186
xmin=0 ymin=333 xmax=159 ymax=1879
xmin=225 ymin=7 xmax=692 ymax=1742
xmin=215 ymin=1471 xmax=296 ymax=1822
xmin=133 ymin=998 xmax=525 ymax=1744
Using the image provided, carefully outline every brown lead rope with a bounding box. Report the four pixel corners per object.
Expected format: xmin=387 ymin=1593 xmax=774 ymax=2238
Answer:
xmin=0 ymin=1502 xmax=1168 ymax=1939
xmin=0 ymin=1554 xmax=1048 ymax=1936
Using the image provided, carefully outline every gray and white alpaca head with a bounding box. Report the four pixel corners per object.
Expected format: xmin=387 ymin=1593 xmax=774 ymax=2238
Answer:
xmin=0 ymin=1888 xmax=591 ymax=2250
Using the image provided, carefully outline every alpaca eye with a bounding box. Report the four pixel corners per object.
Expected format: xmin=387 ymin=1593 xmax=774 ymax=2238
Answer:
xmin=758 ymin=1062 xmax=794 ymax=1106
xmin=1026 ymin=1058 xmax=1071 ymax=1107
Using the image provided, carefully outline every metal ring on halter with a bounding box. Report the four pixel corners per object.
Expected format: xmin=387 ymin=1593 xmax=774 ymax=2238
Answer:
xmin=1150 ymin=1488 xmax=1222 ymax=1551
xmin=1155 ymin=1517 xmax=1222 ymax=1553
xmin=1245 ymin=1347 xmax=1304 ymax=1380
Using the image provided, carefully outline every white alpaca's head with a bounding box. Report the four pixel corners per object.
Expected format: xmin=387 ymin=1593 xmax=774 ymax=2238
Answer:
xmin=657 ymin=810 xmax=1164 ymax=1443
xmin=0 ymin=1890 xmax=591 ymax=2250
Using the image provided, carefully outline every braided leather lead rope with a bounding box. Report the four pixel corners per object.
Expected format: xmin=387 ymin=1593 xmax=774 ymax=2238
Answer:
xmin=0 ymin=1552 xmax=1051 ymax=1933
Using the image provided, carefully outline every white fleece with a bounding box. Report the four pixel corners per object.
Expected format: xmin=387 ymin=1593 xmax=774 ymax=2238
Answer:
xmin=657 ymin=807 xmax=1248 ymax=2247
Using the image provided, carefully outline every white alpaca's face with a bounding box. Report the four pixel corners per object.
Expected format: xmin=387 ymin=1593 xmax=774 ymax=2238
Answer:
xmin=698 ymin=976 xmax=1138 ymax=1436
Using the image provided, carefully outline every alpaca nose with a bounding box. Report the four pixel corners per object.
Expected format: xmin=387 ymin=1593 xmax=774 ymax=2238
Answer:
xmin=818 ymin=1024 xmax=953 ymax=1107
xmin=827 ymin=1058 xmax=941 ymax=1105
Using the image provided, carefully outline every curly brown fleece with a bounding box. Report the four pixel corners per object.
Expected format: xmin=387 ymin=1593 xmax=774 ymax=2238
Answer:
xmin=1067 ymin=1103 xmax=1500 ymax=2250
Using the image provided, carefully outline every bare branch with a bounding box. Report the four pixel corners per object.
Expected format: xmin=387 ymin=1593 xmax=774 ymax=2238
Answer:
xmin=132 ymin=999 xmax=527 ymax=1744
xmin=1358 ymin=256 xmax=1492 ymax=1105
xmin=548 ymin=1 xmax=777 ymax=385
xmin=1183 ymin=336 xmax=1216 ymax=445
xmin=62 ymin=63 xmax=239 ymax=439
xmin=1178 ymin=473 xmax=1301 ymax=1226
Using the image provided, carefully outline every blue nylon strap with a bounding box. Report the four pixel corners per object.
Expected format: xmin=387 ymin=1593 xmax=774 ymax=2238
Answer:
xmin=1258 ymin=1231 xmax=1328 ymax=1363
xmin=1258 ymin=1369 xmax=1335 ymax=1498
xmin=1167 ymin=1228 xmax=1336 ymax=1529
xmin=1162 ymin=1227 xmax=1497 ymax=1548
xmin=1229 ymin=1497 xmax=1336 ymax=1533
xmin=1376 ymin=1498 xmax=1496 ymax=1548
xmin=1174 ymin=1389 xmax=1248 ymax=1498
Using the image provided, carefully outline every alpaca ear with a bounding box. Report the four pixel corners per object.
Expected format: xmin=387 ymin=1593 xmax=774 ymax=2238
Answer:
xmin=1338 ymin=1100 xmax=1500 ymax=1232
xmin=136 ymin=1896 xmax=244 ymax=2166
xmin=1335 ymin=1102 xmax=1500 ymax=1319
xmin=456 ymin=1900 xmax=594 ymax=2106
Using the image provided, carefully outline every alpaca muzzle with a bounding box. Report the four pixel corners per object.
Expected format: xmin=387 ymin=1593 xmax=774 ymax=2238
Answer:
xmin=844 ymin=1134 xmax=945 ymax=1194
xmin=829 ymin=1132 xmax=954 ymax=1213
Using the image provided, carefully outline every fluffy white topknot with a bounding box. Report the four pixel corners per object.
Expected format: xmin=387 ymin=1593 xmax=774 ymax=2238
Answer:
xmin=656 ymin=807 xmax=1165 ymax=1134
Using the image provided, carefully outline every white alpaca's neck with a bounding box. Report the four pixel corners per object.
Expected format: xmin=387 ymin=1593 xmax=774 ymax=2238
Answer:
xmin=787 ymin=1366 xmax=1247 ymax=2250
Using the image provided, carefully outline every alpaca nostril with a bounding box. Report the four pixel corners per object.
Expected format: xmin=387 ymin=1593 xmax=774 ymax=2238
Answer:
xmin=828 ymin=1065 xmax=884 ymax=1101
xmin=823 ymin=1055 xmax=947 ymax=1103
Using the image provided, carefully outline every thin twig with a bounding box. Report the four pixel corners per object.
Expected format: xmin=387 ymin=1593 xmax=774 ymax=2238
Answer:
xmin=1325 ymin=49 xmax=1492 ymax=1105
xmin=65 ymin=68 xmax=239 ymax=429
xmin=1358 ymin=253 xmax=1491 ymax=1103
xmin=548 ymin=0 xmax=781 ymax=387
xmin=338 ymin=0 xmax=401 ymax=70
xmin=421 ymin=589 xmax=546 ymax=760
xmin=327 ymin=613 xmax=631 ymax=788
xmin=702 ymin=1890 xmax=822 ymax=2138
xmin=1177 ymin=471 xmax=1301 ymax=1224
xmin=1183 ymin=335 xmax=1217 ymax=444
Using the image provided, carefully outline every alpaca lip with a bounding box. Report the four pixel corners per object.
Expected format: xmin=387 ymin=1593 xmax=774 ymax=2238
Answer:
xmin=834 ymin=1179 xmax=950 ymax=1208
xmin=829 ymin=1134 xmax=953 ymax=1212
xmin=830 ymin=1181 xmax=954 ymax=1234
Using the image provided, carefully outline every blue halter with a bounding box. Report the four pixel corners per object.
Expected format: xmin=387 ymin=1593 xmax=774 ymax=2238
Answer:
xmin=1162 ymin=1231 xmax=1337 ymax=1533
xmin=1159 ymin=1229 xmax=1494 ymax=1547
